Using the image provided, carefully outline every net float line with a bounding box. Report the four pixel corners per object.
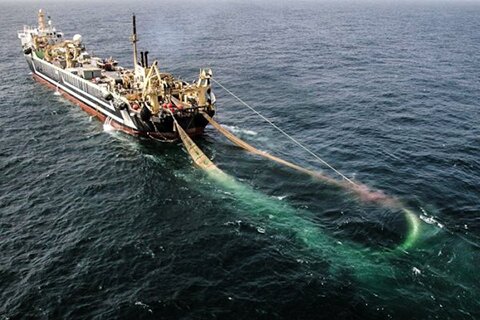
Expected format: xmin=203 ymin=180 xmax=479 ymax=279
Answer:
xmin=200 ymin=111 xmax=421 ymax=250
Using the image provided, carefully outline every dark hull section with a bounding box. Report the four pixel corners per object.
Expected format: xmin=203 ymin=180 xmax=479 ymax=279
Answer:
xmin=26 ymin=54 xmax=214 ymax=141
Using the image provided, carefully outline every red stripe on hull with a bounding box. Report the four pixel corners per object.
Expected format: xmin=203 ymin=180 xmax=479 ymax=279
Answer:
xmin=32 ymin=73 xmax=205 ymax=140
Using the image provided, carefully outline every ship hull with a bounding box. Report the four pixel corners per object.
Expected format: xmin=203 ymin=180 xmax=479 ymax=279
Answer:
xmin=25 ymin=54 xmax=214 ymax=141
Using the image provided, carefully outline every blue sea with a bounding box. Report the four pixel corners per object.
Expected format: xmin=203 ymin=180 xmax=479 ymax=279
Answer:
xmin=1 ymin=0 xmax=479 ymax=318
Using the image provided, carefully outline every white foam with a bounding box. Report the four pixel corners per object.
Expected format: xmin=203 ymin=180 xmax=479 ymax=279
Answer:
xmin=257 ymin=227 xmax=266 ymax=234
xmin=224 ymin=220 xmax=242 ymax=227
xmin=419 ymin=207 xmax=444 ymax=229
xmin=222 ymin=124 xmax=258 ymax=136
xmin=103 ymin=120 xmax=116 ymax=133
xmin=135 ymin=301 xmax=153 ymax=314
xmin=412 ymin=267 xmax=421 ymax=275
xmin=419 ymin=215 xmax=444 ymax=229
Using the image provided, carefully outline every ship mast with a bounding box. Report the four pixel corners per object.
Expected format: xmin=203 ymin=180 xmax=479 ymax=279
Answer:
xmin=38 ymin=9 xmax=46 ymax=32
xmin=131 ymin=14 xmax=139 ymax=78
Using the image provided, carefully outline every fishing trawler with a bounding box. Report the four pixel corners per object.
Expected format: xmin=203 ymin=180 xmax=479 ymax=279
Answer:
xmin=16 ymin=11 xmax=423 ymax=255
xmin=18 ymin=10 xmax=216 ymax=141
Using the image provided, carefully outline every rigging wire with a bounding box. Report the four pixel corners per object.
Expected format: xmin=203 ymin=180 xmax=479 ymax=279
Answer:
xmin=211 ymin=78 xmax=358 ymax=186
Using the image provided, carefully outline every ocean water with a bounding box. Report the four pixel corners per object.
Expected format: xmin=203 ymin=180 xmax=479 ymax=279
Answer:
xmin=1 ymin=0 xmax=479 ymax=319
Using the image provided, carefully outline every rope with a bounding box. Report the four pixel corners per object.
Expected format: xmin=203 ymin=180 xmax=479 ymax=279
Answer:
xmin=211 ymin=78 xmax=357 ymax=186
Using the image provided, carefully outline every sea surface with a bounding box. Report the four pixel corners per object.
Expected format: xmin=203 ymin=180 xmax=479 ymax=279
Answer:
xmin=1 ymin=0 xmax=479 ymax=319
